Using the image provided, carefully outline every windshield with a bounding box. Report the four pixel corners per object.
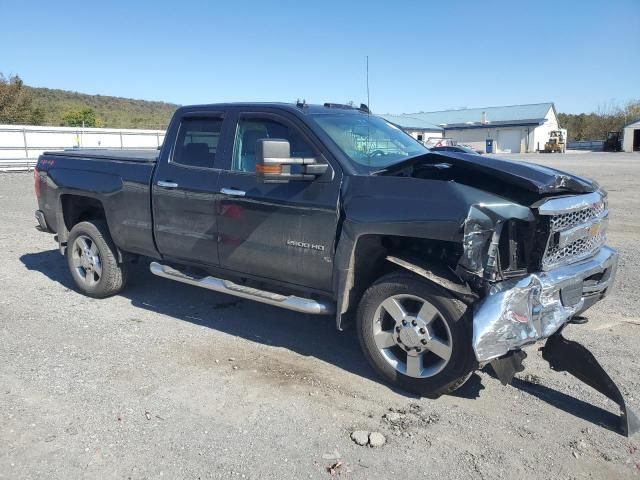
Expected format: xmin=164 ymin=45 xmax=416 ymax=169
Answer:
xmin=310 ymin=113 xmax=429 ymax=172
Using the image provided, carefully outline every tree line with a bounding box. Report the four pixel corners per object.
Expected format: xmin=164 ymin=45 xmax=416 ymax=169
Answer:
xmin=558 ymin=100 xmax=640 ymax=142
xmin=1 ymin=72 xmax=639 ymax=138
xmin=0 ymin=74 xmax=45 ymax=124
xmin=0 ymin=73 xmax=177 ymax=129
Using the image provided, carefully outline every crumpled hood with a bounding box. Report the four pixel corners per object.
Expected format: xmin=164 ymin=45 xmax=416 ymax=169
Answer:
xmin=377 ymin=151 xmax=598 ymax=197
xmin=437 ymin=151 xmax=597 ymax=194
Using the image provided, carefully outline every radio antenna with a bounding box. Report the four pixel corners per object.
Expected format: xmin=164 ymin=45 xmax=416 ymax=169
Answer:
xmin=366 ymin=55 xmax=371 ymax=165
xmin=366 ymin=55 xmax=370 ymax=112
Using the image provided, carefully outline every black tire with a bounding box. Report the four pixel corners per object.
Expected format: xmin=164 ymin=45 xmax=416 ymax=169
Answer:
xmin=66 ymin=220 xmax=128 ymax=298
xmin=357 ymin=271 xmax=476 ymax=398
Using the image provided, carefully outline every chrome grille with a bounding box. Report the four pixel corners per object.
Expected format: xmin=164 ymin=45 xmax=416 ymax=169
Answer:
xmin=549 ymin=202 xmax=606 ymax=231
xmin=542 ymin=231 xmax=606 ymax=268
xmin=538 ymin=192 xmax=608 ymax=270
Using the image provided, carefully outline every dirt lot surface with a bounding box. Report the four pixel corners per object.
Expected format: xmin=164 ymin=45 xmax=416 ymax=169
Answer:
xmin=1 ymin=152 xmax=640 ymax=479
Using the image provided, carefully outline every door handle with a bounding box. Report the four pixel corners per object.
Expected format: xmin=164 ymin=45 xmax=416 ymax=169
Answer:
xmin=157 ymin=181 xmax=179 ymax=188
xmin=220 ymin=188 xmax=246 ymax=197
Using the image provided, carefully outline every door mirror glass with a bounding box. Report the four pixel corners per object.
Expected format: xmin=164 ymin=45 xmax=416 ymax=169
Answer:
xmin=256 ymin=139 xmax=328 ymax=183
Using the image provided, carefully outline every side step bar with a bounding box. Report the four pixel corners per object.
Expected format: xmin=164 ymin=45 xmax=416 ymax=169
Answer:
xmin=149 ymin=262 xmax=335 ymax=315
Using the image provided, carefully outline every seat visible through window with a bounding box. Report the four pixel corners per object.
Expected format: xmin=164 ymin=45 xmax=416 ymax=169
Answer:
xmin=183 ymin=142 xmax=212 ymax=168
xmin=173 ymin=117 xmax=223 ymax=168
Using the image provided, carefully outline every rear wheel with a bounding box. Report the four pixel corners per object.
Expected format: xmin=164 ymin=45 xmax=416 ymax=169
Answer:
xmin=357 ymin=272 xmax=475 ymax=397
xmin=66 ymin=220 xmax=127 ymax=298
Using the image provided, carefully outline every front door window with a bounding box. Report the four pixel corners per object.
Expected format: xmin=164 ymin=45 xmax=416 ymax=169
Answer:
xmin=232 ymin=117 xmax=314 ymax=173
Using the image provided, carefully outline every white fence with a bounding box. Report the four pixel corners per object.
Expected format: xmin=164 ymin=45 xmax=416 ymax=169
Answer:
xmin=0 ymin=124 xmax=166 ymax=171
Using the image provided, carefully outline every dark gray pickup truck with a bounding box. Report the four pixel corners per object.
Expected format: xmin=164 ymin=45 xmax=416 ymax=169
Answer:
xmin=33 ymin=102 xmax=636 ymax=434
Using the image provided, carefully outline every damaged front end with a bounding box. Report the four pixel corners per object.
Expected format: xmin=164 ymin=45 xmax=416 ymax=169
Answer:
xmin=472 ymin=246 xmax=617 ymax=361
xmin=459 ymin=191 xmax=636 ymax=436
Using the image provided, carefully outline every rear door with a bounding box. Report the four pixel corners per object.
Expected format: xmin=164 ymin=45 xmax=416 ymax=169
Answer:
xmin=216 ymin=109 xmax=342 ymax=292
xmin=153 ymin=111 xmax=232 ymax=265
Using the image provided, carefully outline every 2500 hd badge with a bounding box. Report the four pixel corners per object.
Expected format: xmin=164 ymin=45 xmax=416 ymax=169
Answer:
xmin=287 ymin=239 xmax=326 ymax=251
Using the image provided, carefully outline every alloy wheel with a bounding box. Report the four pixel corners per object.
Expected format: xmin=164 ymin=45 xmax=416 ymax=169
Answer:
xmin=70 ymin=235 xmax=102 ymax=286
xmin=372 ymin=294 xmax=453 ymax=378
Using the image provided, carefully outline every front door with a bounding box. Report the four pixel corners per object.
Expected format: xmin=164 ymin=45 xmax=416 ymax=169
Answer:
xmin=216 ymin=111 xmax=341 ymax=292
xmin=153 ymin=113 xmax=230 ymax=265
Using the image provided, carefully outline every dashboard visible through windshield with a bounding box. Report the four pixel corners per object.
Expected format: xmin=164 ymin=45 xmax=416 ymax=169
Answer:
xmin=310 ymin=113 xmax=428 ymax=172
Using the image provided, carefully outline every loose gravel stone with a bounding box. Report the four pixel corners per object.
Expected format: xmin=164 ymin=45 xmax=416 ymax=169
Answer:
xmin=369 ymin=432 xmax=386 ymax=448
xmin=351 ymin=430 xmax=369 ymax=446
xmin=383 ymin=412 xmax=403 ymax=423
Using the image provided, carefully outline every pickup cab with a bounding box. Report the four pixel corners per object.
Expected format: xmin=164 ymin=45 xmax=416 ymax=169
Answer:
xmin=34 ymin=102 xmax=625 ymax=411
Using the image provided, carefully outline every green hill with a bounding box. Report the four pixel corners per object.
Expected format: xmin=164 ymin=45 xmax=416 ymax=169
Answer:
xmin=27 ymin=86 xmax=179 ymax=129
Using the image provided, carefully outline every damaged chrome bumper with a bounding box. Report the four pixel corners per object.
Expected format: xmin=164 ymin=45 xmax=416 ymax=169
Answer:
xmin=473 ymin=245 xmax=618 ymax=362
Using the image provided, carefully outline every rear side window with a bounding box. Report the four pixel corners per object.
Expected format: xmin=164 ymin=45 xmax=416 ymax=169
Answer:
xmin=173 ymin=117 xmax=224 ymax=168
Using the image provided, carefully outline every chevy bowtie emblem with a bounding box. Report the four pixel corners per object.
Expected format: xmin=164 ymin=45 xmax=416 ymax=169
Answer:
xmin=588 ymin=223 xmax=600 ymax=237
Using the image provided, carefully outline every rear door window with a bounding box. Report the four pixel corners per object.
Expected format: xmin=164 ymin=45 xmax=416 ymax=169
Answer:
xmin=173 ymin=117 xmax=224 ymax=168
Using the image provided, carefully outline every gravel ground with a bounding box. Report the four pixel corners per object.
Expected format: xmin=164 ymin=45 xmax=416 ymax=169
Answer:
xmin=1 ymin=152 xmax=640 ymax=479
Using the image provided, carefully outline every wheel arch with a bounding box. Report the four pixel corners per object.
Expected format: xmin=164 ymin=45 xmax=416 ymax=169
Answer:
xmin=334 ymin=231 xmax=473 ymax=330
xmin=60 ymin=194 xmax=107 ymax=232
xmin=55 ymin=193 xmax=108 ymax=247
xmin=57 ymin=194 xmax=130 ymax=262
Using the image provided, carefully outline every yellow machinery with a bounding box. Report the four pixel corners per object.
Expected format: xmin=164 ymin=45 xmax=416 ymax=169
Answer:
xmin=544 ymin=130 xmax=566 ymax=153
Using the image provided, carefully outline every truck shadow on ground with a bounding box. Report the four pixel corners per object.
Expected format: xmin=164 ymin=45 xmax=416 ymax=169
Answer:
xmin=481 ymin=368 xmax=622 ymax=434
xmin=20 ymin=249 xmax=622 ymax=433
xmin=21 ymin=250 xmax=391 ymax=393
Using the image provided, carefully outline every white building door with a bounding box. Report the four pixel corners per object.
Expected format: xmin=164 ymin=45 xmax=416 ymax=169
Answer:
xmin=498 ymin=129 xmax=521 ymax=153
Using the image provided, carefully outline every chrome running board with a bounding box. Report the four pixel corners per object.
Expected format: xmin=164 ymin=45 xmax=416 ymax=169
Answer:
xmin=149 ymin=262 xmax=334 ymax=315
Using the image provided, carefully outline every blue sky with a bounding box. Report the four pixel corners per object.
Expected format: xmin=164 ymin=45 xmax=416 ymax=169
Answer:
xmin=1 ymin=0 xmax=638 ymax=114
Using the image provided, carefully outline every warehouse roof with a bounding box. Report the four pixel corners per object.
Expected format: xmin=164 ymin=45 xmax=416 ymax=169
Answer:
xmin=384 ymin=102 xmax=556 ymax=130
xmin=379 ymin=114 xmax=443 ymax=131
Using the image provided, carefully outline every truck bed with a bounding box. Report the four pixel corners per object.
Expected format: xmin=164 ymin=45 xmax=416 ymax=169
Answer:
xmin=43 ymin=149 xmax=158 ymax=163
xmin=37 ymin=149 xmax=159 ymax=259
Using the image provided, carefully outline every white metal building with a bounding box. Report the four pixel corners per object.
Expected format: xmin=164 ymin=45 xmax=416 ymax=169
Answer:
xmin=378 ymin=114 xmax=443 ymax=142
xmin=623 ymin=119 xmax=640 ymax=152
xmin=384 ymin=103 xmax=561 ymax=153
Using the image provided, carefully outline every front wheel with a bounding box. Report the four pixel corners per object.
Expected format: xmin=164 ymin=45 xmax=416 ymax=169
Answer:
xmin=357 ymin=272 xmax=476 ymax=397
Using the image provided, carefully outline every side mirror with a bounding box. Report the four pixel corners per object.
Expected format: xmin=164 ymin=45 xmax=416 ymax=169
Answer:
xmin=256 ymin=139 xmax=328 ymax=184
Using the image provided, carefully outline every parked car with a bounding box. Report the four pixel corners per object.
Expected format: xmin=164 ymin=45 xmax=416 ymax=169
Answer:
xmin=33 ymin=102 xmax=634 ymax=433
xmin=429 ymin=144 xmax=481 ymax=155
